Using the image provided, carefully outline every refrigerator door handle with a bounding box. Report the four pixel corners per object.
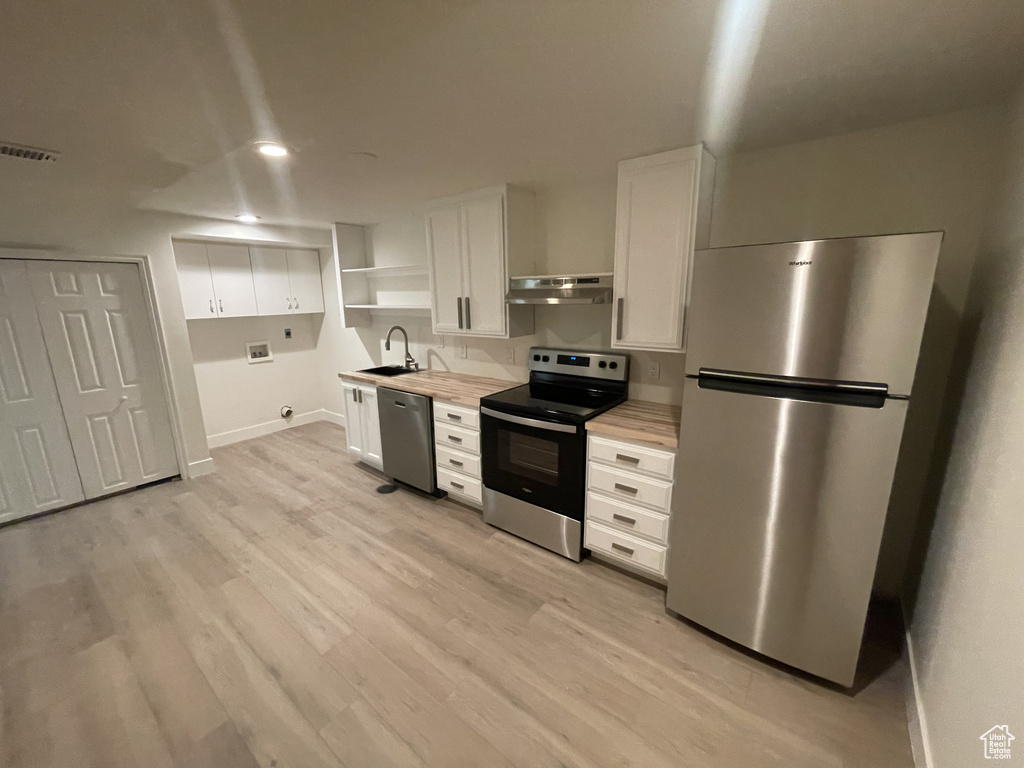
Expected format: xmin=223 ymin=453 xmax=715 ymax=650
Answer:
xmin=697 ymin=368 xmax=889 ymax=408
xmin=698 ymin=368 xmax=888 ymax=395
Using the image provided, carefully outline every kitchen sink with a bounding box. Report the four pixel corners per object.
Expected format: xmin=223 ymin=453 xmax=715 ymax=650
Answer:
xmin=358 ymin=365 xmax=421 ymax=377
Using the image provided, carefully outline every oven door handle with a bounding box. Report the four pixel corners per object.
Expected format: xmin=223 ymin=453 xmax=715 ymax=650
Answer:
xmin=480 ymin=407 xmax=578 ymax=434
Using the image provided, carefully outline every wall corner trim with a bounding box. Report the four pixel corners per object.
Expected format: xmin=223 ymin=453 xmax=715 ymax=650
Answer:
xmin=905 ymin=626 xmax=934 ymax=768
xmin=186 ymin=457 xmax=216 ymax=479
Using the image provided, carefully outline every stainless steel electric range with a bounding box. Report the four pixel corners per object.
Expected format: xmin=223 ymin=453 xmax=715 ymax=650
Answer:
xmin=479 ymin=347 xmax=629 ymax=561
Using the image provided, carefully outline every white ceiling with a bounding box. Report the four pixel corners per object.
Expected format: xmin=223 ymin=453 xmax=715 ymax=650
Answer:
xmin=2 ymin=0 xmax=1023 ymax=228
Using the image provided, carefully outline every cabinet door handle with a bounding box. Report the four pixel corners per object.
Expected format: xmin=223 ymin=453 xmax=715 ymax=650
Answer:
xmin=612 ymin=513 xmax=637 ymax=525
xmin=611 ymin=542 xmax=635 ymax=556
xmin=615 ymin=453 xmax=640 ymax=465
xmin=294 ymin=297 xmax=299 ymax=309
xmin=457 ymin=297 xmax=463 ymax=329
xmin=219 ymin=298 xmax=224 ymax=313
xmin=613 ymin=482 xmax=638 ymax=495
xmin=464 ymin=297 xmax=471 ymax=330
xmin=287 ymin=297 xmax=292 ymax=310
xmin=448 ymin=435 xmax=462 ymax=443
xmin=209 ymin=299 xmax=215 ymax=313
xmin=356 ymin=389 xmax=362 ymax=404
xmin=616 ymin=297 xmax=624 ymax=340
xmin=449 ymin=458 xmax=464 ymax=467
xmin=450 ymin=480 xmax=464 ymax=490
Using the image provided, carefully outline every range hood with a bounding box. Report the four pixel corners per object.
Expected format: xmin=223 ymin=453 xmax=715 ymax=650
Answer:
xmin=505 ymin=274 xmax=613 ymax=305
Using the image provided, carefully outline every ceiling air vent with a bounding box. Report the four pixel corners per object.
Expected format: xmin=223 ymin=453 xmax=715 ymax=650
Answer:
xmin=0 ymin=141 xmax=60 ymax=162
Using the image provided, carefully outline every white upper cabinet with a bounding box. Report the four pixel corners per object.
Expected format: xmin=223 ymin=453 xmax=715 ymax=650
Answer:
xmin=425 ymin=185 xmax=535 ymax=338
xmin=286 ymin=249 xmax=325 ymax=314
xmin=175 ymin=241 xmax=219 ymax=319
xmin=611 ymin=145 xmax=715 ymax=352
xmin=206 ymin=243 xmax=258 ymax=318
xmin=250 ymin=247 xmax=292 ymax=315
xmin=174 ymin=241 xmax=324 ymax=320
xmin=426 ymin=207 xmax=465 ymax=333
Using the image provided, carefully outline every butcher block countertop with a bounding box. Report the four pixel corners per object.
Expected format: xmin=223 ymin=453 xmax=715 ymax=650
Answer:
xmin=338 ymin=369 xmax=518 ymax=407
xmin=586 ymin=400 xmax=682 ymax=449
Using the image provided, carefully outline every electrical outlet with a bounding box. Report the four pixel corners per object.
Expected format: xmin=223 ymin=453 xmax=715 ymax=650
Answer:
xmin=646 ymin=360 xmax=660 ymax=381
xmin=436 ymin=335 xmax=445 ymax=349
xmin=284 ymin=328 xmax=292 ymax=340
xmin=457 ymin=344 xmax=468 ymax=359
xmin=506 ymin=347 xmax=515 ymax=364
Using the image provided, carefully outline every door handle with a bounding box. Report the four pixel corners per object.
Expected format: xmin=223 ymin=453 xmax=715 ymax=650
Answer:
xmin=611 ymin=542 xmax=635 ymax=556
xmin=480 ymin=407 xmax=578 ymax=434
xmin=613 ymin=482 xmax=638 ymax=495
xmin=209 ymin=299 xmax=215 ymax=314
xmin=615 ymin=453 xmax=641 ymax=465
xmin=110 ymin=396 xmax=129 ymax=416
xmin=612 ymin=513 xmax=637 ymax=525
xmin=457 ymin=297 xmax=463 ymax=329
xmin=464 ymin=297 xmax=471 ymax=330
xmin=219 ymin=298 xmax=224 ymax=313
xmin=616 ymin=297 xmax=624 ymax=340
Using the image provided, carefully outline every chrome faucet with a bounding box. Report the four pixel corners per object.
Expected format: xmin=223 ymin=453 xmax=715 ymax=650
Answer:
xmin=384 ymin=325 xmax=419 ymax=370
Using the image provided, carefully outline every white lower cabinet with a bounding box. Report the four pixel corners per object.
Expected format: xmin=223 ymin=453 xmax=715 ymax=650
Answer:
xmin=341 ymin=379 xmax=382 ymax=470
xmin=585 ymin=434 xmax=675 ymax=579
xmin=434 ymin=400 xmax=482 ymax=507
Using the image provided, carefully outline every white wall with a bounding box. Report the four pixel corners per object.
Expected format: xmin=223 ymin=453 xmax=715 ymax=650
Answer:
xmin=907 ymin=89 xmax=1024 ymax=768
xmin=187 ymin=313 xmax=325 ymax=447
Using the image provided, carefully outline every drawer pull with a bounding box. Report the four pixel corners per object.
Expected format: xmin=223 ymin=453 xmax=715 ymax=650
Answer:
xmin=611 ymin=542 xmax=635 ymax=556
xmin=613 ymin=482 xmax=638 ymax=495
xmin=449 ymin=458 xmax=464 ymax=467
xmin=448 ymin=435 xmax=463 ymax=443
xmin=612 ymin=513 xmax=637 ymax=525
xmin=615 ymin=453 xmax=640 ymax=464
xmin=450 ymin=481 xmax=464 ymax=490
xmin=447 ymin=413 xmax=462 ymax=421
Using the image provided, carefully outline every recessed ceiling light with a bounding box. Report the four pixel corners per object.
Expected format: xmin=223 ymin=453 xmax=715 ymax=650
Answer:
xmin=254 ymin=142 xmax=288 ymax=158
xmin=236 ymin=214 xmax=261 ymax=223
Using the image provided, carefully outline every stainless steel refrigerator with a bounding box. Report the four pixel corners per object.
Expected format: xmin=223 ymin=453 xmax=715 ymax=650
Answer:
xmin=666 ymin=232 xmax=942 ymax=686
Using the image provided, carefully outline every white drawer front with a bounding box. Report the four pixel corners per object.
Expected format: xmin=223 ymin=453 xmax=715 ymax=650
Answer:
xmin=434 ymin=423 xmax=480 ymax=455
xmin=588 ymin=464 xmax=672 ymax=512
xmin=436 ymin=445 xmax=481 ymax=479
xmin=434 ymin=401 xmax=480 ymax=431
xmin=437 ymin=467 xmax=482 ymax=503
xmin=585 ymin=521 xmax=666 ymax=575
xmin=588 ymin=435 xmax=675 ymax=480
xmin=586 ymin=492 xmax=669 ymax=544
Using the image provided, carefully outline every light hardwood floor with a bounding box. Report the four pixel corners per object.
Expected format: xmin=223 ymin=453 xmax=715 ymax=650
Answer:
xmin=0 ymin=422 xmax=915 ymax=768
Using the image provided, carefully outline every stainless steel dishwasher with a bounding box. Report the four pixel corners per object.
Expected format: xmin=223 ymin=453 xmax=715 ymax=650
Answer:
xmin=377 ymin=387 xmax=438 ymax=494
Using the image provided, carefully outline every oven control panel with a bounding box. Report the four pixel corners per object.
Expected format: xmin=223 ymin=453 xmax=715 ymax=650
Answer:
xmin=528 ymin=348 xmax=630 ymax=382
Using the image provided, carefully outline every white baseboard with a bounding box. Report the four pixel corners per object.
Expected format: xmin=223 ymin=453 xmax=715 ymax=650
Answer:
xmin=206 ymin=410 xmax=334 ymax=449
xmin=186 ymin=456 xmax=216 ymax=478
xmin=319 ymin=409 xmax=345 ymax=427
xmin=905 ymin=627 xmax=933 ymax=768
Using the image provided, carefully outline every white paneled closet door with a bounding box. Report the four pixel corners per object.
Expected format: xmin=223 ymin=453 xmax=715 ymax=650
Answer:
xmin=26 ymin=260 xmax=179 ymax=499
xmin=0 ymin=261 xmax=85 ymax=523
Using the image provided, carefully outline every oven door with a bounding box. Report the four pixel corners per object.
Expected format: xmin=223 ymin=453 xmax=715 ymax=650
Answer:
xmin=480 ymin=407 xmax=585 ymax=520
